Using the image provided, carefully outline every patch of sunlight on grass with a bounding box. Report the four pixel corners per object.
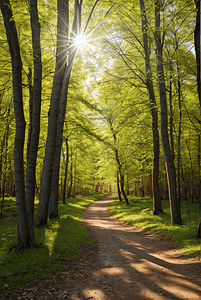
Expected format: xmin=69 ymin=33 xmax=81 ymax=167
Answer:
xmin=45 ymin=222 xmax=60 ymax=256
xmin=108 ymin=196 xmax=200 ymax=257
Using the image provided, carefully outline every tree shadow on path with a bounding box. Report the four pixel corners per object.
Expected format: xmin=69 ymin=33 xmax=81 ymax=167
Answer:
xmin=74 ymin=195 xmax=201 ymax=300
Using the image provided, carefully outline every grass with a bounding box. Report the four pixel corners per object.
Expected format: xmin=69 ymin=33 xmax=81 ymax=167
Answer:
xmin=0 ymin=193 xmax=107 ymax=298
xmin=108 ymin=196 xmax=201 ymax=258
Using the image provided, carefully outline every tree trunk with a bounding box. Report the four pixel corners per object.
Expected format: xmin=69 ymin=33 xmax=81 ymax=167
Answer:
xmin=140 ymin=0 xmax=162 ymax=214
xmin=120 ymin=173 xmax=129 ymax=205
xmin=117 ymin=171 xmax=122 ymax=201
xmin=25 ymin=0 xmax=42 ymax=239
xmin=0 ymin=108 xmax=10 ymax=215
xmin=1 ymin=0 xmax=30 ymax=248
xmin=26 ymin=67 xmax=33 ymax=163
xmin=63 ymin=139 xmax=69 ymax=204
xmin=154 ymin=0 xmax=182 ymax=224
xmin=169 ymin=64 xmax=174 ymax=161
xmin=194 ymin=0 xmax=200 ymax=106
xmin=194 ymin=0 xmax=201 ymax=242
xmin=177 ymin=77 xmax=182 ymax=209
xmin=112 ymin=128 xmax=129 ymax=204
xmin=67 ymin=147 xmax=73 ymax=199
xmin=35 ymin=0 xmax=69 ymax=227
xmin=72 ymin=149 xmax=77 ymax=197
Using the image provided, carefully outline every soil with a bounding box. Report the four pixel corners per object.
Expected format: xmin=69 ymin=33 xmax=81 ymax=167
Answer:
xmin=8 ymin=195 xmax=201 ymax=300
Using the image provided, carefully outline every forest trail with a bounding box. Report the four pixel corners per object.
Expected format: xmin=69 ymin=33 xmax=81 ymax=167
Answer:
xmin=14 ymin=195 xmax=201 ymax=300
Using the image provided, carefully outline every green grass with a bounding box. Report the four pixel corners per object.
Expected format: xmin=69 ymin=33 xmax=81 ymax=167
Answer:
xmin=0 ymin=193 xmax=107 ymax=298
xmin=108 ymin=196 xmax=201 ymax=257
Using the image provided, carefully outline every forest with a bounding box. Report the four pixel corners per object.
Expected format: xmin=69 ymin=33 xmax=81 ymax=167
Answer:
xmin=0 ymin=0 xmax=200 ymax=252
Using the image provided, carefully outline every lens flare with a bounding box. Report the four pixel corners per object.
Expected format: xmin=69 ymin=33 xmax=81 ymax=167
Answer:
xmin=74 ymin=34 xmax=87 ymax=50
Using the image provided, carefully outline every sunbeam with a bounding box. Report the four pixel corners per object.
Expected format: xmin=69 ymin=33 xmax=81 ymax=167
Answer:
xmin=74 ymin=33 xmax=87 ymax=50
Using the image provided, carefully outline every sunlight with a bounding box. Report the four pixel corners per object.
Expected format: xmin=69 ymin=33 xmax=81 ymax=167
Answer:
xmin=73 ymin=33 xmax=87 ymax=51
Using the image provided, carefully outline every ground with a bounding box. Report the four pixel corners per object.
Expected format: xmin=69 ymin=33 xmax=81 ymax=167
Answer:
xmin=8 ymin=195 xmax=201 ymax=299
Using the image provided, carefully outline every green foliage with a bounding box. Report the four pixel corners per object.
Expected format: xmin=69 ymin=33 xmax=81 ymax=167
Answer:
xmin=108 ymin=196 xmax=200 ymax=257
xmin=0 ymin=193 xmax=107 ymax=298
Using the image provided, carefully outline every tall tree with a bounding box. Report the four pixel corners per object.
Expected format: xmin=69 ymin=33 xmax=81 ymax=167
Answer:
xmin=0 ymin=0 xmax=30 ymax=249
xmin=25 ymin=0 xmax=42 ymax=239
xmin=140 ymin=0 xmax=162 ymax=214
xmin=154 ymin=0 xmax=182 ymax=224
xmin=194 ymin=0 xmax=201 ymax=237
xmin=35 ymin=0 xmax=71 ymax=226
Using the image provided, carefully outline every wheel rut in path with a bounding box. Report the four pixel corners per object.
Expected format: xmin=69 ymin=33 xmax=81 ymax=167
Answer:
xmin=13 ymin=195 xmax=201 ymax=300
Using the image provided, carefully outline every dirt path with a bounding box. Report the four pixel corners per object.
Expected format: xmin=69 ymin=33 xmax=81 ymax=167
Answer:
xmin=12 ymin=195 xmax=201 ymax=300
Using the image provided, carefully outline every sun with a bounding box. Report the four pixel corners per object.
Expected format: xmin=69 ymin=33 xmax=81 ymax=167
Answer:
xmin=73 ymin=34 xmax=87 ymax=50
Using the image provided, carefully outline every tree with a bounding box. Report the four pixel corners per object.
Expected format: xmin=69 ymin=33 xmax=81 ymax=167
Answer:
xmin=194 ymin=0 xmax=201 ymax=237
xmin=35 ymin=0 xmax=100 ymax=225
xmin=0 ymin=0 xmax=29 ymax=249
xmin=140 ymin=0 xmax=162 ymax=214
xmin=154 ymin=0 xmax=182 ymax=224
xmin=25 ymin=0 xmax=42 ymax=239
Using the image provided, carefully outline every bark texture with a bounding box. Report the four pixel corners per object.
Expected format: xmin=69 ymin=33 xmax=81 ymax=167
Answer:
xmin=63 ymin=139 xmax=69 ymax=204
xmin=35 ymin=0 xmax=69 ymax=226
xmin=140 ymin=0 xmax=162 ymax=214
xmin=48 ymin=0 xmax=70 ymax=219
xmin=194 ymin=0 xmax=200 ymax=105
xmin=48 ymin=0 xmax=80 ymax=217
xmin=0 ymin=0 xmax=30 ymax=248
xmin=111 ymin=126 xmax=129 ymax=205
xmin=25 ymin=0 xmax=42 ymax=239
xmin=154 ymin=0 xmax=182 ymax=224
xmin=117 ymin=171 xmax=122 ymax=201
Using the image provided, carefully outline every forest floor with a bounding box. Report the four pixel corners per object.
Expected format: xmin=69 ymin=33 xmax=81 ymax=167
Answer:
xmin=9 ymin=195 xmax=201 ymax=300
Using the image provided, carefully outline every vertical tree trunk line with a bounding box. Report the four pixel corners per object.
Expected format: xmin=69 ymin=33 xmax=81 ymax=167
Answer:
xmin=177 ymin=77 xmax=182 ymax=209
xmin=0 ymin=0 xmax=29 ymax=249
xmin=48 ymin=0 xmax=80 ymax=217
xmin=25 ymin=0 xmax=42 ymax=239
xmin=63 ymin=139 xmax=69 ymax=204
xmin=35 ymin=0 xmax=70 ymax=226
xmin=72 ymin=148 xmax=77 ymax=198
xmin=111 ymin=126 xmax=129 ymax=204
xmin=140 ymin=0 xmax=162 ymax=215
xmin=0 ymin=108 xmax=10 ymax=215
xmin=168 ymin=63 xmax=175 ymax=162
xmin=194 ymin=0 xmax=201 ymax=237
xmin=154 ymin=0 xmax=182 ymax=224
xmin=67 ymin=146 xmax=73 ymax=199
xmin=116 ymin=171 xmax=122 ymax=201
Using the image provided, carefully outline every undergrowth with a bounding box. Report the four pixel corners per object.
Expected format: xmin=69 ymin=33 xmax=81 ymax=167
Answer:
xmin=0 ymin=193 xmax=107 ymax=298
xmin=108 ymin=196 xmax=201 ymax=258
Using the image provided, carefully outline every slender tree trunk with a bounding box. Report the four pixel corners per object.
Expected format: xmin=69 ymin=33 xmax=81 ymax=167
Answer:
xmin=1 ymin=0 xmax=30 ymax=248
xmin=140 ymin=0 xmax=162 ymax=214
xmin=27 ymin=67 xmax=33 ymax=163
xmin=63 ymin=139 xmax=69 ymax=204
xmin=177 ymin=77 xmax=182 ymax=208
xmin=25 ymin=0 xmax=42 ymax=238
xmin=35 ymin=0 xmax=70 ymax=226
xmin=154 ymin=0 xmax=182 ymax=224
xmin=194 ymin=0 xmax=200 ymax=106
xmin=194 ymin=0 xmax=201 ymax=239
xmin=72 ymin=149 xmax=77 ymax=198
xmin=169 ymin=64 xmax=174 ymax=161
xmin=48 ymin=0 xmax=70 ymax=218
xmin=67 ymin=147 xmax=73 ymax=198
xmin=120 ymin=173 xmax=129 ymax=204
xmin=117 ymin=170 xmax=122 ymax=201
xmin=0 ymin=108 xmax=10 ymax=215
